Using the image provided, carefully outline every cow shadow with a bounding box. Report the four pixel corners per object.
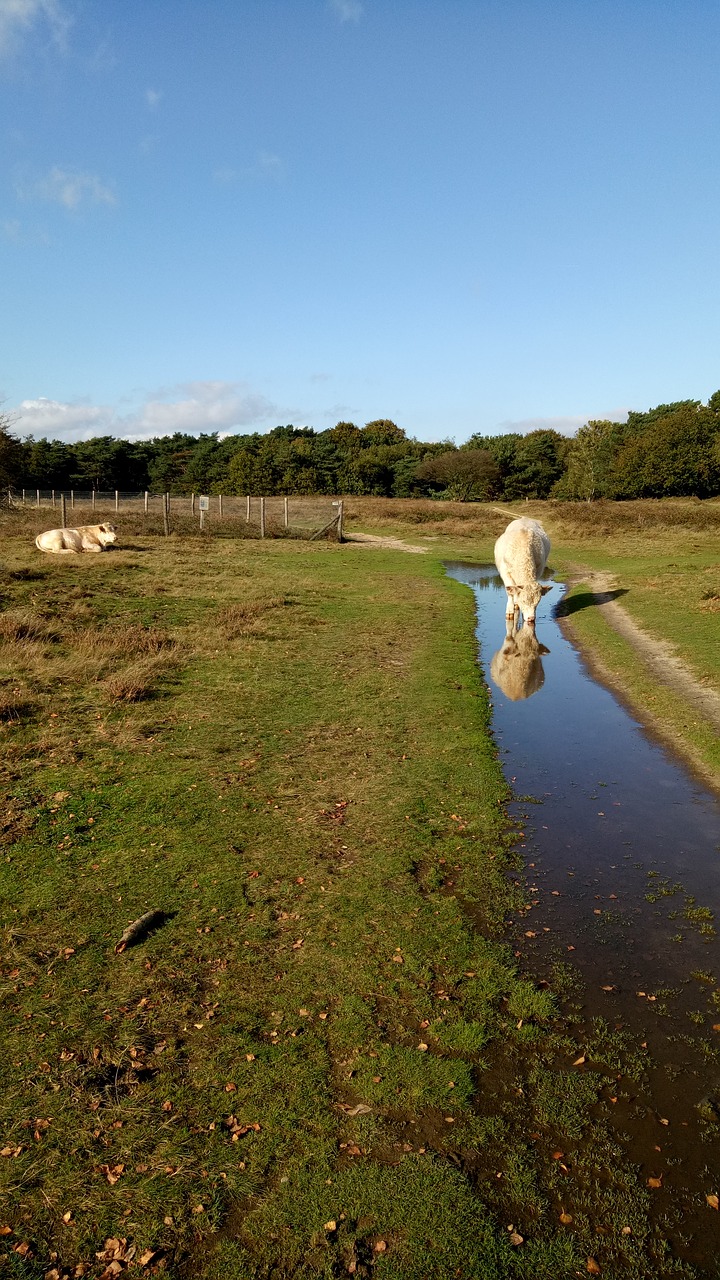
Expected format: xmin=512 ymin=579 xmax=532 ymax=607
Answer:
xmin=490 ymin=618 xmax=550 ymax=702
xmin=554 ymin=587 xmax=628 ymax=618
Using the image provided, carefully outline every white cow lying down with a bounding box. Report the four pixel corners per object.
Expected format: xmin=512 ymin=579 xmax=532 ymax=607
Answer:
xmin=494 ymin=517 xmax=551 ymax=623
xmin=35 ymin=523 xmax=117 ymax=555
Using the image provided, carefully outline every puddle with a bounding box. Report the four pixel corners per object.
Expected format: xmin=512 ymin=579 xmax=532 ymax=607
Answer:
xmin=446 ymin=562 xmax=720 ymax=1270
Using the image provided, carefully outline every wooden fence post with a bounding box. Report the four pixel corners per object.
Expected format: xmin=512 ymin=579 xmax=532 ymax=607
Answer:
xmin=260 ymin=497 xmax=266 ymax=539
xmin=191 ymin=493 xmax=195 ymax=515
xmin=218 ymin=494 xmax=223 ymax=518
xmin=337 ymin=499 xmax=344 ymax=541
xmin=51 ymin=489 xmax=56 ymax=508
xmin=115 ymin=490 xmax=119 ymax=513
xmin=70 ymin=490 xmax=75 ymax=509
xmin=22 ymin=489 xmax=25 ymax=505
xmin=60 ymin=494 xmax=67 ymax=529
xmin=144 ymin=491 xmax=149 ymax=515
xmin=246 ymin=495 xmax=250 ymax=522
xmin=163 ymin=493 xmax=170 ymax=536
xmin=92 ymin=490 xmax=96 ymax=511
xmin=284 ymin=496 xmax=289 ymax=528
xmin=36 ymin=489 xmax=40 ymax=508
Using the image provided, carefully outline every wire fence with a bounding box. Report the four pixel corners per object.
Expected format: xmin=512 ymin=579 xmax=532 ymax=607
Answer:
xmin=8 ymin=490 xmax=344 ymax=539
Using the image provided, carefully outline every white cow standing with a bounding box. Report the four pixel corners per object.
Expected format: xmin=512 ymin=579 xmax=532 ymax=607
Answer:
xmin=494 ymin=517 xmax=552 ymax=624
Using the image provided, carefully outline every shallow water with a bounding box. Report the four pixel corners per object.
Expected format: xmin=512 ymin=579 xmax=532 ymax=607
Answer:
xmin=446 ymin=562 xmax=720 ymax=1270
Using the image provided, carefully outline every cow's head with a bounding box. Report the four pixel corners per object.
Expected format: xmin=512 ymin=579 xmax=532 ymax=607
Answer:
xmin=512 ymin=581 xmax=552 ymax=623
xmin=98 ymin=523 xmax=118 ymax=545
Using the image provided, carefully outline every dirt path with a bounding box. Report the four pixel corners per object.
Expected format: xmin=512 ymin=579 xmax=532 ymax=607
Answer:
xmin=560 ymin=567 xmax=720 ymax=784
xmin=343 ymin=532 xmax=428 ymax=554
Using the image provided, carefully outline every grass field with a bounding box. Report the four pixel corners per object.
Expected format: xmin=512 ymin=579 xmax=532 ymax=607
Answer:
xmin=0 ymin=502 xmax=715 ymax=1279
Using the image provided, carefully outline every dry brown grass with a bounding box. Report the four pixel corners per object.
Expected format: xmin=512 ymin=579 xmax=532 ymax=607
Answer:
xmin=343 ymin=495 xmax=720 ymax=538
xmin=100 ymin=654 xmax=178 ymax=702
xmin=215 ymin=596 xmax=291 ymax=638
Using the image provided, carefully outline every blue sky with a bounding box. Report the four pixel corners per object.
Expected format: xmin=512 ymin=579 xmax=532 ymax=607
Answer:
xmin=2 ymin=0 xmax=719 ymax=445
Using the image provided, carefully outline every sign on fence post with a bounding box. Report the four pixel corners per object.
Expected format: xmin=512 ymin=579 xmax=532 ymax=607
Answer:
xmin=331 ymin=500 xmax=344 ymax=541
xmin=198 ymin=494 xmax=209 ymax=531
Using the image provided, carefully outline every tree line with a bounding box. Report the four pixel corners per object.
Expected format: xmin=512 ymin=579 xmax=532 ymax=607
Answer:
xmin=1 ymin=394 xmax=719 ymax=502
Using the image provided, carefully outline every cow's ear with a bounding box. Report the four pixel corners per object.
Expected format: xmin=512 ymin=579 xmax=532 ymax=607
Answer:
xmin=541 ymin=584 xmax=552 ymax=595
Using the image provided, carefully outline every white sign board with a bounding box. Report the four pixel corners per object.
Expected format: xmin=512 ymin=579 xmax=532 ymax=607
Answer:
xmin=198 ymin=495 xmax=210 ymax=511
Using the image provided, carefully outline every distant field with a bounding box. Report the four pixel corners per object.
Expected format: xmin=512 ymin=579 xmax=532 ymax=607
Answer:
xmin=0 ymin=510 xmax=713 ymax=1279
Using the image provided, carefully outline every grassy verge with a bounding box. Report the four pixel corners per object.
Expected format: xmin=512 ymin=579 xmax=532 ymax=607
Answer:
xmin=0 ymin=523 xmax=699 ymax=1279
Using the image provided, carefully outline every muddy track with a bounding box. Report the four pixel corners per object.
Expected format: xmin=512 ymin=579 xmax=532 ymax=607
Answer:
xmin=343 ymin=532 xmax=428 ymax=554
xmin=560 ymin=566 xmax=720 ymax=789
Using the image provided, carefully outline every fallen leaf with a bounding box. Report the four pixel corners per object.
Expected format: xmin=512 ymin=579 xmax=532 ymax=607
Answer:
xmin=706 ymin=1194 xmax=719 ymax=1211
xmin=647 ymin=1176 xmax=662 ymax=1189
xmin=62 ymin=1211 xmax=73 ymax=1223
xmin=559 ymin=1212 xmax=573 ymax=1224
xmin=324 ymin=1220 xmax=337 ymax=1232
xmin=138 ymin=1249 xmax=157 ymax=1266
xmin=587 ymin=1260 xmax=601 ymax=1275
xmin=0 ymin=1225 xmax=12 ymax=1235
xmin=374 ymin=1241 xmax=387 ymax=1253
xmin=509 ymin=1231 xmax=523 ymax=1246
xmin=224 ymin=1083 xmax=237 ymax=1093
xmin=573 ymin=1054 xmax=586 ymax=1066
xmin=417 ymin=1042 xmax=429 ymax=1052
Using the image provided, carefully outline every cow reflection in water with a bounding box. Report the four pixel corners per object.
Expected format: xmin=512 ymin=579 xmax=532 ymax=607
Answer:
xmin=490 ymin=616 xmax=550 ymax=701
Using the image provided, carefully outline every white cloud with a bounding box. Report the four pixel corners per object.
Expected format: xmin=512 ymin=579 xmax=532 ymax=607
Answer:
xmin=14 ymin=397 xmax=115 ymax=438
xmin=145 ymin=88 xmax=162 ymax=108
xmin=1 ymin=217 xmax=50 ymax=246
xmin=125 ymin=381 xmax=277 ymax=439
xmin=11 ymin=382 xmax=280 ymax=443
xmin=18 ymin=166 xmax=116 ymax=210
xmin=214 ymin=153 xmax=285 ymax=185
xmin=0 ymin=0 xmax=71 ymax=57
xmin=329 ymin=0 xmax=364 ymax=21
xmin=497 ymin=410 xmax=628 ymax=437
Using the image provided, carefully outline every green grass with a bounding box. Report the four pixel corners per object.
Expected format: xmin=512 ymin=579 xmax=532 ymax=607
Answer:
xmin=0 ymin=523 xmax=702 ymax=1279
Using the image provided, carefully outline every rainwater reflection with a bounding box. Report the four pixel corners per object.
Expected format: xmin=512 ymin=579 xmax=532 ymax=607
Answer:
xmin=445 ymin=560 xmax=720 ymax=1268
